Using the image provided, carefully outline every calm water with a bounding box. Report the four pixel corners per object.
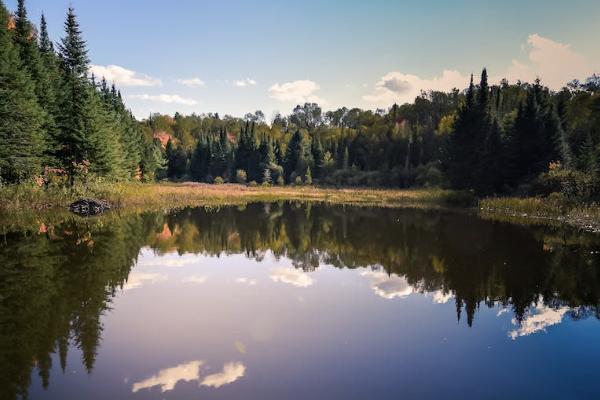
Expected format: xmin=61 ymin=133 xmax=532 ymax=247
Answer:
xmin=2 ymin=203 xmax=600 ymax=400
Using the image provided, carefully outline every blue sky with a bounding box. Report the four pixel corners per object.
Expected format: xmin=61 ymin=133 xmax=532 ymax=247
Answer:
xmin=7 ymin=0 xmax=600 ymax=119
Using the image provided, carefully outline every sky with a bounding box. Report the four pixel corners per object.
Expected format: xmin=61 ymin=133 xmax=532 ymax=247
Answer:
xmin=6 ymin=0 xmax=600 ymax=120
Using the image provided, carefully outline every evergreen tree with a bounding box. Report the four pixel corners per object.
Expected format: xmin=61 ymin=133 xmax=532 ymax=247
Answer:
xmin=0 ymin=1 xmax=45 ymax=182
xmin=284 ymin=130 xmax=310 ymax=182
xmin=56 ymin=6 xmax=92 ymax=183
xmin=311 ymin=135 xmax=325 ymax=179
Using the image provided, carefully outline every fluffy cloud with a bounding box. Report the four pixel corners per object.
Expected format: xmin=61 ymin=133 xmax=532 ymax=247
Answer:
xmin=270 ymin=267 xmax=313 ymax=288
xmin=508 ymin=304 xmax=569 ymax=340
xmin=122 ymin=272 xmax=167 ymax=291
xmin=268 ymin=80 xmax=326 ymax=104
xmin=504 ymin=33 xmax=592 ymax=88
xmin=431 ymin=290 xmax=453 ymax=304
xmin=89 ymin=64 xmax=161 ymax=87
xmin=182 ymin=274 xmax=207 ymax=284
xmin=234 ymin=78 xmax=257 ymax=87
xmin=361 ymin=270 xmax=414 ymax=300
xmin=363 ymin=70 xmax=467 ymax=107
xmin=178 ymin=77 xmax=205 ymax=88
xmin=364 ymin=34 xmax=596 ymax=107
xmin=235 ymin=277 xmax=257 ymax=286
xmin=132 ymin=361 xmax=204 ymax=393
xmin=200 ymin=362 xmax=246 ymax=388
xmin=128 ymin=94 xmax=198 ymax=106
xmin=131 ymin=360 xmax=246 ymax=393
xmin=136 ymin=254 xmax=201 ymax=268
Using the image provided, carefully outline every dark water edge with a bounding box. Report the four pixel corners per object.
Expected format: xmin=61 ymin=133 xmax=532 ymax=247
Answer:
xmin=1 ymin=202 xmax=600 ymax=399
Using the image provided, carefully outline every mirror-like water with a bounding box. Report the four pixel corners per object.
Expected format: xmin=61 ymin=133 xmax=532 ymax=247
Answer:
xmin=2 ymin=202 xmax=600 ymax=399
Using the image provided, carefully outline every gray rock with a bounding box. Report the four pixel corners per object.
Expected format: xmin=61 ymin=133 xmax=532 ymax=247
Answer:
xmin=69 ymin=198 xmax=111 ymax=216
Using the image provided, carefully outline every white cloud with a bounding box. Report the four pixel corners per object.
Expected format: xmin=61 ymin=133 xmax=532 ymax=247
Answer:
xmin=363 ymin=70 xmax=467 ymax=107
xmin=508 ymin=303 xmax=569 ymax=340
xmin=233 ymin=78 xmax=257 ymax=87
xmin=235 ymin=277 xmax=257 ymax=286
xmin=268 ymin=80 xmax=326 ymax=104
xmin=122 ymin=272 xmax=168 ymax=291
xmin=132 ymin=360 xmax=203 ymax=393
xmin=503 ymin=33 xmax=592 ymax=88
xmin=200 ymin=362 xmax=246 ymax=388
xmin=128 ymin=94 xmax=198 ymax=106
xmin=361 ymin=270 xmax=414 ymax=300
xmin=364 ymin=34 xmax=596 ymax=108
xmin=89 ymin=64 xmax=161 ymax=87
xmin=270 ymin=267 xmax=313 ymax=288
xmin=431 ymin=290 xmax=453 ymax=304
xmin=136 ymin=254 xmax=201 ymax=268
xmin=182 ymin=274 xmax=207 ymax=284
xmin=178 ymin=77 xmax=205 ymax=88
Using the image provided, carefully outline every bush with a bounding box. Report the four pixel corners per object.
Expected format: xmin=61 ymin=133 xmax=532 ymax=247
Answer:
xmin=415 ymin=162 xmax=445 ymax=188
xmin=294 ymin=176 xmax=303 ymax=186
xmin=235 ymin=169 xmax=247 ymax=184
xmin=276 ymin=176 xmax=285 ymax=186
xmin=248 ymin=180 xmax=258 ymax=187
xmin=213 ymin=176 xmax=224 ymax=185
xmin=534 ymin=167 xmax=600 ymax=202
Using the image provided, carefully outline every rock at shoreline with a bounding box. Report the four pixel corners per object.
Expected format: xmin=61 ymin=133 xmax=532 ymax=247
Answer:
xmin=69 ymin=199 xmax=111 ymax=216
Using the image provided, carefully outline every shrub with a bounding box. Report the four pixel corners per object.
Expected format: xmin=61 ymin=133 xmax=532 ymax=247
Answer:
xmin=213 ymin=176 xmax=224 ymax=185
xmin=235 ymin=169 xmax=247 ymax=184
xmin=248 ymin=180 xmax=258 ymax=187
xmin=305 ymin=168 xmax=313 ymax=185
xmin=294 ymin=176 xmax=303 ymax=186
xmin=415 ymin=162 xmax=445 ymax=187
xmin=534 ymin=167 xmax=600 ymax=202
xmin=276 ymin=176 xmax=285 ymax=186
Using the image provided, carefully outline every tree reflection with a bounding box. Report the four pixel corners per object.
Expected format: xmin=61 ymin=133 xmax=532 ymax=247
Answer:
xmin=1 ymin=202 xmax=599 ymax=399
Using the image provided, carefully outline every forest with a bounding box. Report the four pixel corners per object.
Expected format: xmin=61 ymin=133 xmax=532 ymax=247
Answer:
xmin=1 ymin=1 xmax=599 ymax=201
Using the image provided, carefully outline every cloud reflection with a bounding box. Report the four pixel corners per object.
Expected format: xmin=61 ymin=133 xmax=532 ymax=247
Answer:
xmin=361 ymin=271 xmax=414 ymax=300
xmin=182 ymin=274 xmax=207 ymax=284
xmin=200 ymin=362 xmax=246 ymax=388
xmin=270 ymin=268 xmax=313 ymax=288
xmin=236 ymin=277 xmax=257 ymax=286
xmin=509 ymin=304 xmax=569 ymax=339
xmin=132 ymin=360 xmax=204 ymax=393
xmin=122 ymin=272 xmax=167 ymax=291
xmin=132 ymin=360 xmax=246 ymax=393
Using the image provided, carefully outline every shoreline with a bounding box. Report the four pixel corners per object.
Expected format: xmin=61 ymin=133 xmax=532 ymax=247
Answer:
xmin=1 ymin=183 xmax=599 ymax=233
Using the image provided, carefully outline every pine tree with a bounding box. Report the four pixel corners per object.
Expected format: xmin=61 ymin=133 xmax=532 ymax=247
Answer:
xmin=311 ymin=135 xmax=325 ymax=179
xmin=305 ymin=166 xmax=313 ymax=185
xmin=284 ymin=130 xmax=309 ymax=182
xmin=0 ymin=1 xmax=45 ymax=182
xmin=56 ymin=6 xmax=92 ymax=183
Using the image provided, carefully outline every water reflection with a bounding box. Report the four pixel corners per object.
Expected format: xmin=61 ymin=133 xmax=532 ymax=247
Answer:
xmin=1 ymin=202 xmax=600 ymax=399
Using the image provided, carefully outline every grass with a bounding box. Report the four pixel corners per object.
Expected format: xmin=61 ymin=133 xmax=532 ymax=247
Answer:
xmin=480 ymin=196 xmax=600 ymax=232
xmin=0 ymin=181 xmax=473 ymax=214
xmin=3 ymin=182 xmax=599 ymax=233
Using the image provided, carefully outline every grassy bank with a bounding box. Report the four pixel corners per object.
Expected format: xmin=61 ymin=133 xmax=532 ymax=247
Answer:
xmin=480 ymin=196 xmax=600 ymax=232
xmin=0 ymin=182 xmax=472 ymax=213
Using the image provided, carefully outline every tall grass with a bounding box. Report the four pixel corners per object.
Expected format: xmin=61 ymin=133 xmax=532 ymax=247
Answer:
xmin=0 ymin=182 xmax=472 ymax=213
xmin=480 ymin=196 xmax=600 ymax=232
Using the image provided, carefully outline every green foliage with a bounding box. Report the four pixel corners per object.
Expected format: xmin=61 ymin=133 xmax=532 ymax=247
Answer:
xmin=0 ymin=2 xmax=45 ymax=182
xmin=1 ymin=2 xmax=599 ymax=203
xmin=236 ymin=169 xmax=247 ymax=184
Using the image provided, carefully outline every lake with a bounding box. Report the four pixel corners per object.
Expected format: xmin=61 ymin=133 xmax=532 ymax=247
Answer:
xmin=2 ymin=202 xmax=600 ymax=399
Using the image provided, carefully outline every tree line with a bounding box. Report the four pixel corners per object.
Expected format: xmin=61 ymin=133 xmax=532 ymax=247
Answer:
xmin=0 ymin=1 xmax=163 ymax=185
xmin=2 ymin=0 xmax=599 ymax=200
xmin=151 ymin=72 xmax=599 ymax=199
